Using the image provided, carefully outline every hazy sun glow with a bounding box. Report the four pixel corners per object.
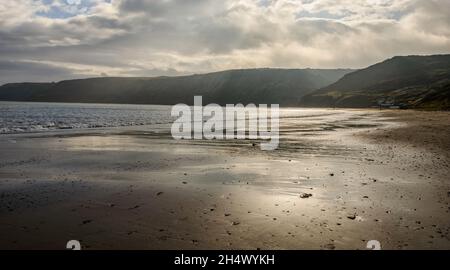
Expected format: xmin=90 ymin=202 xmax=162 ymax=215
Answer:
xmin=1 ymin=0 xmax=450 ymax=84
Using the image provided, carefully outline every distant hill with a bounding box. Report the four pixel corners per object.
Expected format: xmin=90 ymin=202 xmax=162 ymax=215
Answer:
xmin=3 ymin=56 xmax=450 ymax=110
xmin=300 ymin=55 xmax=450 ymax=109
xmin=0 ymin=68 xmax=353 ymax=106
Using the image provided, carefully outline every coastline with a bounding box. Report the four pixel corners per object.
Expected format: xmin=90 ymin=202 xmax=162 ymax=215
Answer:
xmin=0 ymin=109 xmax=449 ymax=249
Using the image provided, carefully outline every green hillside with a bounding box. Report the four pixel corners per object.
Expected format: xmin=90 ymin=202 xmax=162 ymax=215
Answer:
xmin=0 ymin=68 xmax=352 ymax=106
xmin=300 ymin=55 xmax=450 ymax=110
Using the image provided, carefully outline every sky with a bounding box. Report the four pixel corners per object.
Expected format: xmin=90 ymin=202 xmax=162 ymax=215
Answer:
xmin=0 ymin=0 xmax=450 ymax=84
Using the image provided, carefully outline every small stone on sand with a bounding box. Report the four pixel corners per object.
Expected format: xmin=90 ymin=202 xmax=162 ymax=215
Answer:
xmin=299 ymin=193 xmax=313 ymax=199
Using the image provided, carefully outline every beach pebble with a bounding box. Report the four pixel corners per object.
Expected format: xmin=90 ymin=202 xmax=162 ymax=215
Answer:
xmin=82 ymin=219 xmax=93 ymax=225
xmin=299 ymin=193 xmax=313 ymax=199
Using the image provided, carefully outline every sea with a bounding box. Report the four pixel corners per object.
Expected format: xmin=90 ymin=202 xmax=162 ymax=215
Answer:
xmin=0 ymin=101 xmax=349 ymax=135
xmin=0 ymin=101 xmax=174 ymax=134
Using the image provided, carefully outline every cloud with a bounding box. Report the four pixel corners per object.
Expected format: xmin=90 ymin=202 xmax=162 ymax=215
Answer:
xmin=0 ymin=0 xmax=449 ymax=83
xmin=0 ymin=60 xmax=80 ymax=84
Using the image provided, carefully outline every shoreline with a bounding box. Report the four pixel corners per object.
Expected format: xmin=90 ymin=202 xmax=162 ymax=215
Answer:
xmin=0 ymin=109 xmax=449 ymax=250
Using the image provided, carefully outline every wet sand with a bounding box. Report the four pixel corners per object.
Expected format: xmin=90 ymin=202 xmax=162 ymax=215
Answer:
xmin=0 ymin=109 xmax=449 ymax=250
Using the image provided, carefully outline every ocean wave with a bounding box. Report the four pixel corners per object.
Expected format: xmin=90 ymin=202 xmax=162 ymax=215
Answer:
xmin=0 ymin=102 xmax=173 ymax=134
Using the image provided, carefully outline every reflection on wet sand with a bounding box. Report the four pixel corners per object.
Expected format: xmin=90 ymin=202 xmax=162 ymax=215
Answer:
xmin=0 ymin=109 xmax=449 ymax=249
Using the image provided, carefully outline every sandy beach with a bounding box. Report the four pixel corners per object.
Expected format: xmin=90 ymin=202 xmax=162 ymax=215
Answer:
xmin=0 ymin=109 xmax=449 ymax=250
